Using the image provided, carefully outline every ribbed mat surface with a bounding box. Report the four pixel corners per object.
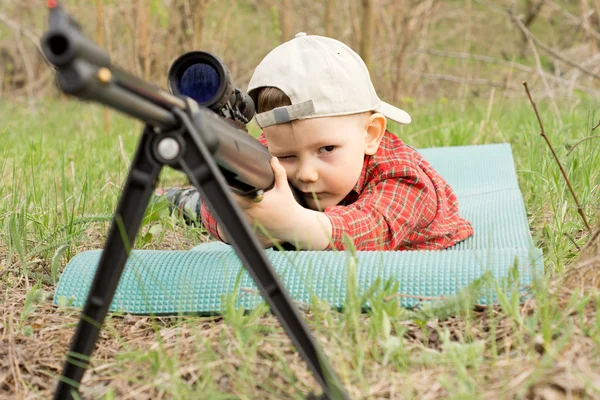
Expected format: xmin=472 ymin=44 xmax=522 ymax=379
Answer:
xmin=54 ymin=143 xmax=544 ymax=313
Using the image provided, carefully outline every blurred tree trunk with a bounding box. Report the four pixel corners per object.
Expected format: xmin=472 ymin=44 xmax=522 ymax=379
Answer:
xmin=192 ymin=0 xmax=211 ymax=49
xmin=360 ymin=0 xmax=374 ymax=71
xmin=15 ymin=5 xmax=34 ymax=108
xmin=166 ymin=5 xmax=176 ymax=66
xmin=580 ymin=0 xmax=597 ymax=54
xmin=348 ymin=0 xmax=361 ymax=49
xmin=519 ymin=0 xmax=545 ymax=57
xmin=96 ymin=0 xmax=110 ymax=133
xmin=325 ymin=0 xmax=335 ymax=37
xmin=595 ymin=0 xmax=600 ymax=31
xmin=103 ymin=2 xmax=113 ymax=56
xmin=280 ymin=0 xmax=293 ymax=42
xmin=96 ymin=0 xmax=103 ymax=48
xmin=218 ymin=0 xmax=237 ymax=65
xmin=392 ymin=0 xmax=408 ymax=103
xmin=135 ymin=0 xmax=151 ymax=80
xmin=167 ymin=1 xmax=188 ymax=62
xmin=391 ymin=0 xmax=417 ymax=103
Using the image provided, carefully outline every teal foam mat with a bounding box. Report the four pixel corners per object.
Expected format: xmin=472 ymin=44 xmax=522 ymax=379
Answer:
xmin=54 ymin=143 xmax=544 ymax=313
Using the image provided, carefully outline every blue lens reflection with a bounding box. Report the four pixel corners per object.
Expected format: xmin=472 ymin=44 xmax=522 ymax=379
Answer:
xmin=177 ymin=63 xmax=220 ymax=103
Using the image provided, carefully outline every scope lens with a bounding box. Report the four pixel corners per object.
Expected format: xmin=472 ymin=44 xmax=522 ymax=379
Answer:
xmin=177 ymin=63 xmax=221 ymax=104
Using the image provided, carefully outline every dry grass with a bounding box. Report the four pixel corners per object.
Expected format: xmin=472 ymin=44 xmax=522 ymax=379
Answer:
xmin=1 ymin=226 xmax=599 ymax=399
xmin=2 ymin=86 xmax=600 ymax=398
xmin=562 ymin=226 xmax=600 ymax=292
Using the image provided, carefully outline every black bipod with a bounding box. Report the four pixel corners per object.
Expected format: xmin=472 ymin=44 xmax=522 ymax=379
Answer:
xmin=53 ymin=105 xmax=349 ymax=400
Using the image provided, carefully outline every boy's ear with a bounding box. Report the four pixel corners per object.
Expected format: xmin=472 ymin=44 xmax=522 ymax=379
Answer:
xmin=364 ymin=112 xmax=387 ymax=155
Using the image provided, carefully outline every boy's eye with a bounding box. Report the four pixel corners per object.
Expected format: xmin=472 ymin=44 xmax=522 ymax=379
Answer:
xmin=278 ymin=155 xmax=295 ymax=161
xmin=318 ymin=145 xmax=335 ymax=154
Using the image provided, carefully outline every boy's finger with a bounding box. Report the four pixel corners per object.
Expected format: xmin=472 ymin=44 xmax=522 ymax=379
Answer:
xmin=271 ymin=157 xmax=288 ymax=188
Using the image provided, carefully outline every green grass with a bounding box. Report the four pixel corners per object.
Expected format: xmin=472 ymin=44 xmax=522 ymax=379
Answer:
xmin=1 ymin=94 xmax=599 ymax=398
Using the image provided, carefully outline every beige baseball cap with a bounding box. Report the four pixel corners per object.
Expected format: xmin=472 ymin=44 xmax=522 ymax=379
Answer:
xmin=248 ymin=32 xmax=411 ymax=129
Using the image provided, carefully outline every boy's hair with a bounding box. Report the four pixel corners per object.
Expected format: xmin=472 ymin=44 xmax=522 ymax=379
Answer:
xmin=256 ymin=87 xmax=292 ymax=114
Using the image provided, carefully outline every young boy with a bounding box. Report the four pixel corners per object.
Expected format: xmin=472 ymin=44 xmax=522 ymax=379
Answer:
xmin=168 ymin=33 xmax=473 ymax=251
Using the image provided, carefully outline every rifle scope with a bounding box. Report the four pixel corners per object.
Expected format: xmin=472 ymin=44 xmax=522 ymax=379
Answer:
xmin=167 ymin=52 xmax=255 ymax=124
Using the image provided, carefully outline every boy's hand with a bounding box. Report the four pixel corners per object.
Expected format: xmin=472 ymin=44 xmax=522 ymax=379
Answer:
xmin=220 ymin=157 xmax=332 ymax=250
xmin=233 ymin=157 xmax=306 ymax=242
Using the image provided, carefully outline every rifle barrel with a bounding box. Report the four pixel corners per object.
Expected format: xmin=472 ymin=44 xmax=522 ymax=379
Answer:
xmin=41 ymin=4 xmax=186 ymax=127
xmin=41 ymin=2 xmax=278 ymax=195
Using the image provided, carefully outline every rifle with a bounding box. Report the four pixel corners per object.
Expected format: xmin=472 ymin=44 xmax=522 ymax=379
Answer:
xmin=40 ymin=2 xmax=349 ymax=399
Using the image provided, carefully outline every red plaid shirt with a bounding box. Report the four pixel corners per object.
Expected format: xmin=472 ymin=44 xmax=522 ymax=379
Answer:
xmin=201 ymin=131 xmax=473 ymax=251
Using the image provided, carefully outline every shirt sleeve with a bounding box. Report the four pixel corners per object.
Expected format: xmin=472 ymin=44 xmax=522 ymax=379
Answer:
xmin=257 ymin=132 xmax=267 ymax=146
xmin=323 ymin=166 xmax=436 ymax=251
xmin=200 ymin=198 xmax=224 ymax=241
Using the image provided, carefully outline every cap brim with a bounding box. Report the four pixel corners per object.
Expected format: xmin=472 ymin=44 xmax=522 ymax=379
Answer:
xmin=376 ymin=101 xmax=411 ymax=125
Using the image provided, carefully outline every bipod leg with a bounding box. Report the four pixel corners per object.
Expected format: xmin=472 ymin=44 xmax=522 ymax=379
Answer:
xmin=54 ymin=125 xmax=162 ymax=400
xmin=173 ymin=108 xmax=348 ymax=400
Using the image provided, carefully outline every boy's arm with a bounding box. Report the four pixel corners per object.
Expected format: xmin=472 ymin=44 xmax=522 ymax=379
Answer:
xmin=201 ymin=198 xmax=287 ymax=248
xmin=262 ymin=207 xmax=333 ymax=250
xmin=200 ymin=198 xmax=224 ymax=240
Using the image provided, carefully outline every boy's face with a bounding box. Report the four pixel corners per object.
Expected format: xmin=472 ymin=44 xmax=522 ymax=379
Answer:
xmin=263 ymin=113 xmax=373 ymax=211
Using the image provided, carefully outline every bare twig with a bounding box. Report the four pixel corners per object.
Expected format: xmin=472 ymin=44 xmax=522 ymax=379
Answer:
xmin=563 ymin=232 xmax=582 ymax=251
xmin=580 ymin=226 xmax=600 ymax=253
xmin=509 ymin=10 xmax=600 ymax=82
xmin=387 ymin=0 xmax=427 ymax=103
xmin=0 ymin=12 xmax=42 ymax=52
xmin=14 ymin=21 xmax=35 ymax=109
xmin=566 ymin=135 xmax=600 ymax=156
xmin=0 ymin=69 xmax=53 ymax=97
xmin=593 ymin=120 xmax=600 ymax=131
xmin=547 ymin=0 xmax=600 ymax=45
xmin=0 ymin=10 xmax=45 ymax=105
xmin=412 ymin=48 xmax=600 ymax=97
xmin=575 ymin=52 xmax=600 ymax=71
xmin=414 ymin=48 xmax=532 ymax=73
xmin=510 ymin=10 xmax=561 ymax=122
xmin=408 ymin=1 xmax=437 ymax=95
xmin=523 ymin=82 xmax=592 ymax=234
xmin=407 ymin=71 xmax=522 ymax=90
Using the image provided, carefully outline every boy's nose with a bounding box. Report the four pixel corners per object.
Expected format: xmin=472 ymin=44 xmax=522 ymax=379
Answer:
xmin=296 ymin=162 xmax=318 ymax=183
